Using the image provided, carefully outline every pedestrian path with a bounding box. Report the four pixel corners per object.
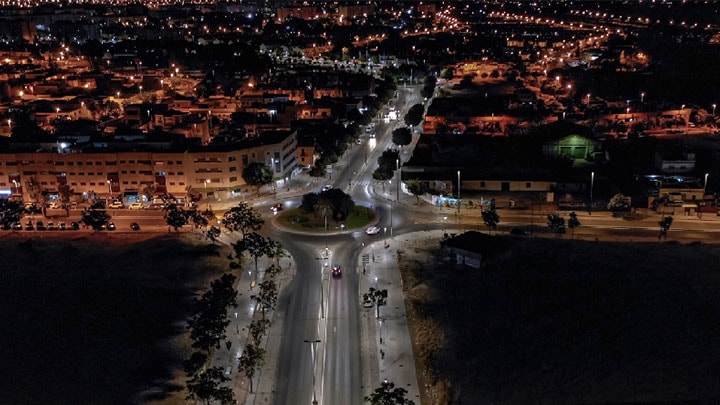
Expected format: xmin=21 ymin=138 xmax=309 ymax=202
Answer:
xmin=359 ymin=237 xmax=422 ymax=405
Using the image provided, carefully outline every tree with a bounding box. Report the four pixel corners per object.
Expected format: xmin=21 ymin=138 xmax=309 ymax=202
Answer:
xmin=365 ymin=380 xmax=415 ymax=405
xmin=242 ymin=162 xmax=273 ymax=195
xmin=567 ymin=211 xmax=581 ymax=239
xmin=57 ymin=183 xmax=73 ymax=212
xmin=405 ymin=179 xmax=427 ymax=204
xmin=206 ymin=226 xmax=221 ymax=244
xmin=165 ymin=205 xmax=188 ymax=231
xmin=186 ymin=366 xmax=234 ymax=405
xmin=404 ymin=103 xmax=425 ymax=127
xmin=80 ymin=207 xmax=111 ymax=231
xmin=391 ymin=127 xmax=412 ymax=149
xmin=248 ymin=319 xmax=271 ymax=344
xmin=547 ymin=214 xmax=566 ymax=236
xmin=301 ymin=192 xmax=320 ymax=212
xmin=607 ymin=193 xmax=630 ymax=212
xmin=141 ymin=183 xmax=156 ymax=203
xmin=309 ymin=161 xmax=327 ymax=182
xmin=0 ymin=199 xmax=24 ymax=229
xmin=222 ymin=202 xmax=264 ymax=237
xmin=233 ymin=232 xmax=275 ymax=274
xmin=183 ymin=351 xmax=208 ymax=377
xmin=237 ymin=343 xmax=266 ymax=393
xmin=363 ymin=287 xmax=388 ymax=319
xmin=481 ymin=208 xmax=500 ymax=235
xmin=186 ymin=274 xmax=237 ymax=352
xmin=659 ymin=215 xmax=673 ymax=240
xmin=251 ymin=279 xmax=278 ymax=318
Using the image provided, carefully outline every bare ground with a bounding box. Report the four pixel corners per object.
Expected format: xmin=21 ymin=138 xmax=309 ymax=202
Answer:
xmin=399 ymin=235 xmax=720 ymax=404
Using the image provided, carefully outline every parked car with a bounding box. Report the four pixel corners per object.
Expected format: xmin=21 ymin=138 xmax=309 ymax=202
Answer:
xmin=11 ymin=222 xmax=22 ymax=231
xmin=59 ymin=222 xmax=67 ymax=230
xmin=128 ymin=202 xmax=144 ymax=210
xmin=365 ymin=226 xmax=380 ymax=235
xmin=331 ymin=265 xmax=343 ymax=278
xmin=363 ymin=299 xmax=374 ymax=308
xmin=130 ymin=222 xmax=140 ymax=231
xmin=36 ymin=221 xmax=46 ymax=231
xmin=509 ymin=228 xmax=529 ymax=237
xmin=106 ymin=222 xmax=116 ymax=231
xmin=47 ymin=222 xmax=57 ymax=230
xmin=25 ymin=220 xmax=34 ymax=231
xmin=70 ymin=222 xmax=80 ymax=230
xmin=108 ymin=201 xmax=124 ymax=209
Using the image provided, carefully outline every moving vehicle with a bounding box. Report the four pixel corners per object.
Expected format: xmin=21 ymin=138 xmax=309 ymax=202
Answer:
xmin=365 ymin=226 xmax=380 ymax=235
xmin=271 ymin=203 xmax=283 ymax=214
xmin=108 ymin=200 xmax=124 ymax=209
xmin=128 ymin=202 xmax=144 ymax=210
xmin=321 ymin=184 xmax=333 ymax=192
xmin=331 ymin=265 xmax=342 ymax=278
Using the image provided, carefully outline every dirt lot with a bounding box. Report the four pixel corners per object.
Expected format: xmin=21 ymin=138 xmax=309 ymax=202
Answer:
xmin=0 ymin=233 xmax=232 ymax=404
xmin=400 ymin=235 xmax=720 ymax=404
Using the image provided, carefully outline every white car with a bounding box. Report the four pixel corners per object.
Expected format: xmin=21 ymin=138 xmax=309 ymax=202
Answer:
xmin=128 ymin=202 xmax=144 ymax=210
xmin=322 ymin=185 xmax=333 ymax=192
xmin=365 ymin=226 xmax=380 ymax=235
xmin=108 ymin=201 xmax=124 ymax=209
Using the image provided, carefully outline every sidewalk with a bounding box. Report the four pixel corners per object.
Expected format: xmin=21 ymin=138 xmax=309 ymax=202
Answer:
xmin=359 ymin=237 xmax=421 ymax=404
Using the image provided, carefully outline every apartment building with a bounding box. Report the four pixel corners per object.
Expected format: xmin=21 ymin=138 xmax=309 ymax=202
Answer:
xmin=0 ymin=130 xmax=297 ymax=204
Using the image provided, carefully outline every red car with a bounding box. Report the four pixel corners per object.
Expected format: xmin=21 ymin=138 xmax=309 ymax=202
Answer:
xmin=331 ymin=265 xmax=342 ymax=278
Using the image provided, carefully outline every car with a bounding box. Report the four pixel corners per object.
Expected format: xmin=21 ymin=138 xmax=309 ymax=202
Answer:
xmin=47 ymin=222 xmax=57 ymax=230
xmin=25 ymin=220 xmax=34 ymax=231
xmin=363 ymin=299 xmax=374 ymax=308
xmin=271 ymin=203 xmax=283 ymax=214
xmin=11 ymin=222 xmax=22 ymax=231
xmin=331 ymin=265 xmax=342 ymax=278
xmin=58 ymin=222 xmax=67 ymax=230
xmin=369 ymin=132 xmax=376 ymax=138
xmin=365 ymin=226 xmax=380 ymax=235
xmin=509 ymin=228 xmax=529 ymax=237
xmin=108 ymin=201 xmax=124 ymax=209
xmin=36 ymin=221 xmax=46 ymax=231
xmin=355 ymin=138 xmax=362 ymax=145
xmin=128 ymin=202 xmax=144 ymax=210
xmin=130 ymin=222 xmax=140 ymax=231
xmin=70 ymin=222 xmax=80 ymax=230
xmin=106 ymin=222 xmax=116 ymax=231
xmin=321 ymin=185 xmax=333 ymax=192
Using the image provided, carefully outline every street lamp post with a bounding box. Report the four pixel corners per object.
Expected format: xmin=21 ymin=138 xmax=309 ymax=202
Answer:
xmin=457 ymin=170 xmax=461 ymax=214
xmin=204 ymin=179 xmax=210 ymax=208
xmin=106 ymin=179 xmax=112 ymax=197
xmin=641 ymin=92 xmax=645 ymax=104
xmin=396 ymin=159 xmax=401 ymax=202
xmin=303 ymin=339 xmax=321 ymax=405
xmin=713 ymin=104 xmax=717 ymax=116
xmin=234 ymin=312 xmax=239 ymax=334
xmin=704 ymin=173 xmax=709 ymax=197
xmin=379 ymin=318 xmax=383 ymax=344
xmin=589 ymin=171 xmax=595 ymax=215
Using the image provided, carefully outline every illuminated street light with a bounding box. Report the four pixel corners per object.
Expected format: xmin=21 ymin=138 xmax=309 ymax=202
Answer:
xmin=713 ymin=104 xmax=716 ymax=116
xmin=641 ymin=92 xmax=645 ymax=103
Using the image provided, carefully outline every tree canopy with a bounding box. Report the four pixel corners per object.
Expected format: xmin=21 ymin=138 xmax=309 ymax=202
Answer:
xmin=242 ymin=163 xmax=273 ymax=194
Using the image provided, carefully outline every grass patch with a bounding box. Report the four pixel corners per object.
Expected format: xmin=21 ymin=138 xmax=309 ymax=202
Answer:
xmin=0 ymin=234 xmax=234 ymax=404
xmin=276 ymin=206 xmax=376 ymax=232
